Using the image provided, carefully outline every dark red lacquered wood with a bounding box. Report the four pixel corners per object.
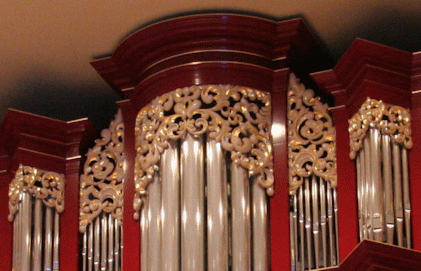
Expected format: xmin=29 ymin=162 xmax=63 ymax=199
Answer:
xmin=0 ymin=109 xmax=96 ymax=271
xmin=92 ymin=13 xmax=332 ymax=271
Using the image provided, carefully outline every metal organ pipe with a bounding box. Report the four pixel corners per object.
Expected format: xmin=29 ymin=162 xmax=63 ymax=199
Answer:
xmin=349 ymin=98 xmax=412 ymax=248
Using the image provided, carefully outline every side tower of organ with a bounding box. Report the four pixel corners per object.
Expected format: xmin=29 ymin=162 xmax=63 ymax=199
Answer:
xmin=2 ymin=14 xmax=421 ymax=271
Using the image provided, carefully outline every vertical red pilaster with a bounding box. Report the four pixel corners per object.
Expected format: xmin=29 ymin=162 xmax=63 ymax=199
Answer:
xmin=331 ymin=107 xmax=359 ymax=262
xmin=119 ymin=100 xmax=140 ymax=271
xmin=270 ymin=69 xmax=290 ymax=271
xmin=409 ymin=101 xmax=421 ymax=251
xmin=0 ymin=173 xmax=12 ymax=270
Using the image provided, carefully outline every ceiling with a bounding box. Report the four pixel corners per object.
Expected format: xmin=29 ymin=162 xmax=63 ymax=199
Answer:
xmin=2 ymin=1 xmax=421 ymax=130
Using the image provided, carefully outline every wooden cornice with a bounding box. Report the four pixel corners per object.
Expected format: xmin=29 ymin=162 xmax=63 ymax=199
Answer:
xmin=0 ymin=109 xmax=97 ymax=178
xmin=91 ymin=14 xmax=332 ymax=106
xmin=312 ymin=39 xmax=421 ymax=116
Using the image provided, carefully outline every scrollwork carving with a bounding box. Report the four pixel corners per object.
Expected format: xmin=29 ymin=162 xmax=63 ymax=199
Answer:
xmin=8 ymin=164 xmax=65 ymax=222
xmin=349 ymin=98 xmax=413 ymax=160
xmin=79 ymin=110 xmax=124 ymax=233
xmin=134 ymin=85 xmax=273 ymax=219
xmin=287 ymin=73 xmax=337 ymax=195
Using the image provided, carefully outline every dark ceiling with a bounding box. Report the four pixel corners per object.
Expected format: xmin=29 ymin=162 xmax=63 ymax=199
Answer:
xmin=2 ymin=1 xmax=421 ymax=130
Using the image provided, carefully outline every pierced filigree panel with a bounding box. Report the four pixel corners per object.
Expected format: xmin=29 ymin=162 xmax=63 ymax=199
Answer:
xmin=287 ymin=73 xmax=337 ymax=195
xmin=134 ymin=85 xmax=273 ymax=218
xmin=8 ymin=164 xmax=65 ymax=222
xmin=349 ymin=98 xmax=413 ymax=160
xmin=79 ymin=110 xmax=125 ymax=233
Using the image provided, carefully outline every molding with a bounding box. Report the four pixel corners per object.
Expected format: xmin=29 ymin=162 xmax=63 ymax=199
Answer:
xmin=134 ymin=84 xmax=273 ymax=218
xmin=287 ymin=73 xmax=337 ymax=194
xmin=349 ymin=98 xmax=412 ymax=159
xmin=8 ymin=164 xmax=65 ymax=222
xmin=79 ymin=110 xmax=124 ymax=233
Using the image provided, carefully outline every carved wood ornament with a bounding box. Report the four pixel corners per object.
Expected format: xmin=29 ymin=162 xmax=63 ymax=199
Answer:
xmin=8 ymin=164 xmax=65 ymax=222
xmin=134 ymin=85 xmax=274 ymax=218
xmin=79 ymin=110 xmax=125 ymax=233
xmin=349 ymin=98 xmax=413 ymax=160
xmin=287 ymin=73 xmax=337 ymax=195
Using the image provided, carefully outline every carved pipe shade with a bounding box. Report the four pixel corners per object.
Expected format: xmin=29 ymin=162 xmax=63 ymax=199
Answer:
xmin=349 ymin=98 xmax=413 ymax=160
xmin=287 ymin=73 xmax=337 ymax=195
xmin=8 ymin=164 xmax=65 ymax=222
xmin=134 ymin=85 xmax=273 ymax=218
xmin=79 ymin=110 xmax=125 ymax=233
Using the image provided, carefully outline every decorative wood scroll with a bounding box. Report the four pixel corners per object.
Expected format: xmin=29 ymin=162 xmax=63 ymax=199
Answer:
xmin=134 ymin=85 xmax=273 ymax=218
xmin=349 ymin=98 xmax=413 ymax=160
xmin=8 ymin=164 xmax=65 ymax=222
xmin=287 ymin=73 xmax=337 ymax=195
xmin=79 ymin=110 xmax=124 ymax=233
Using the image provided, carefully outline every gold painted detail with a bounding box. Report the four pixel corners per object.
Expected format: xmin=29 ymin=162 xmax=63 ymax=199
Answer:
xmin=134 ymin=85 xmax=273 ymax=218
xmin=287 ymin=73 xmax=337 ymax=195
xmin=8 ymin=164 xmax=65 ymax=222
xmin=349 ymin=98 xmax=413 ymax=160
xmin=79 ymin=110 xmax=124 ymax=233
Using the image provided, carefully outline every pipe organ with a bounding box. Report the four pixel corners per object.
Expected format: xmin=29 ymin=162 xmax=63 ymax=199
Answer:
xmin=2 ymin=13 xmax=421 ymax=271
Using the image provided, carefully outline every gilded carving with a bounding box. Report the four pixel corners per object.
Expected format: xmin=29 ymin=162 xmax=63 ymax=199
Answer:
xmin=287 ymin=73 xmax=337 ymax=195
xmin=349 ymin=98 xmax=413 ymax=160
xmin=79 ymin=110 xmax=124 ymax=233
xmin=8 ymin=164 xmax=65 ymax=222
xmin=134 ymin=85 xmax=273 ymax=218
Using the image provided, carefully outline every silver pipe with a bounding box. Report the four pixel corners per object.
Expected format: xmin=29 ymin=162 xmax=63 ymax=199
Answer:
xmin=363 ymin=135 xmax=373 ymax=239
xmin=290 ymin=194 xmax=298 ymax=270
xmin=304 ymin=177 xmax=312 ymax=269
xmin=148 ymin=171 xmax=162 ymax=271
xmin=393 ymin=142 xmax=404 ymax=247
xmin=108 ymin=215 xmax=114 ymax=270
xmin=319 ymin=179 xmax=327 ymax=267
xmin=53 ymin=210 xmax=60 ymax=271
xmin=88 ymin=223 xmax=94 ymax=271
xmin=82 ymin=230 xmax=87 ymax=271
xmin=94 ymin=216 xmax=100 ymax=271
xmin=114 ymin=219 xmax=120 ymax=271
xmin=356 ymin=154 xmax=363 ymax=241
xmin=360 ymin=148 xmax=367 ymax=239
xmin=140 ymin=195 xmax=148 ymax=271
xmin=252 ymin=177 xmax=268 ymax=271
xmin=402 ymin=148 xmax=411 ymax=248
xmin=22 ymin=192 xmax=32 ymax=271
xmin=206 ymin=140 xmax=228 ymax=271
xmin=333 ymin=185 xmax=339 ymax=263
xmin=327 ymin=182 xmax=335 ymax=266
xmin=161 ymin=141 xmax=180 ymax=271
xmin=231 ymin=164 xmax=251 ymax=271
xmin=13 ymin=212 xmax=17 ymax=270
xmin=311 ymin=176 xmax=320 ymax=269
xmin=101 ymin=213 xmax=108 ymax=270
xmin=32 ymin=198 xmax=43 ymax=271
xmin=370 ymin=128 xmax=384 ymax=242
xmin=120 ymin=221 xmax=123 ymax=271
xmin=18 ymin=200 xmax=22 ymax=271
xmin=181 ymin=134 xmax=205 ymax=271
xmin=298 ymin=186 xmax=305 ymax=271
xmin=382 ymin=135 xmax=395 ymax=244
xmin=44 ymin=205 xmax=53 ymax=271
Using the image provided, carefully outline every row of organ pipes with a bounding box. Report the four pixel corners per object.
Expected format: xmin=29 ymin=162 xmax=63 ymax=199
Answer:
xmin=7 ymin=79 xmax=414 ymax=271
xmin=140 ymin=135 xmax=269 ymax=271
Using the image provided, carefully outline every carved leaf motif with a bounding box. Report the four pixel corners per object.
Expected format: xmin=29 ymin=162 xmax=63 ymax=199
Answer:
xmin=8 ymin=165 xmax=65 ymax=222
xmin=287 ymin=73 xmax=337 ymax=195
xmin=79 ymin=110 xmax=124 ymax=233
xmin=134 ymin=85 xmax=273 ymax=219
xmin=348 ymin=98 xmax=412 ymax=160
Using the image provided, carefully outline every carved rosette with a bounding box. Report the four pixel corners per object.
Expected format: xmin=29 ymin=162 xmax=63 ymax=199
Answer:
xmin=8 ymin=164 xmax=65 ymax=222
xmin=79 ymin=110 xmax=124 ymax=233
xmin=349 ymin=98 xmax=413 ymax=160
xmin=134 ymin=85 xmax=273 ymax=218
xmin=287 ymin=73 xmax=337 ymax=195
